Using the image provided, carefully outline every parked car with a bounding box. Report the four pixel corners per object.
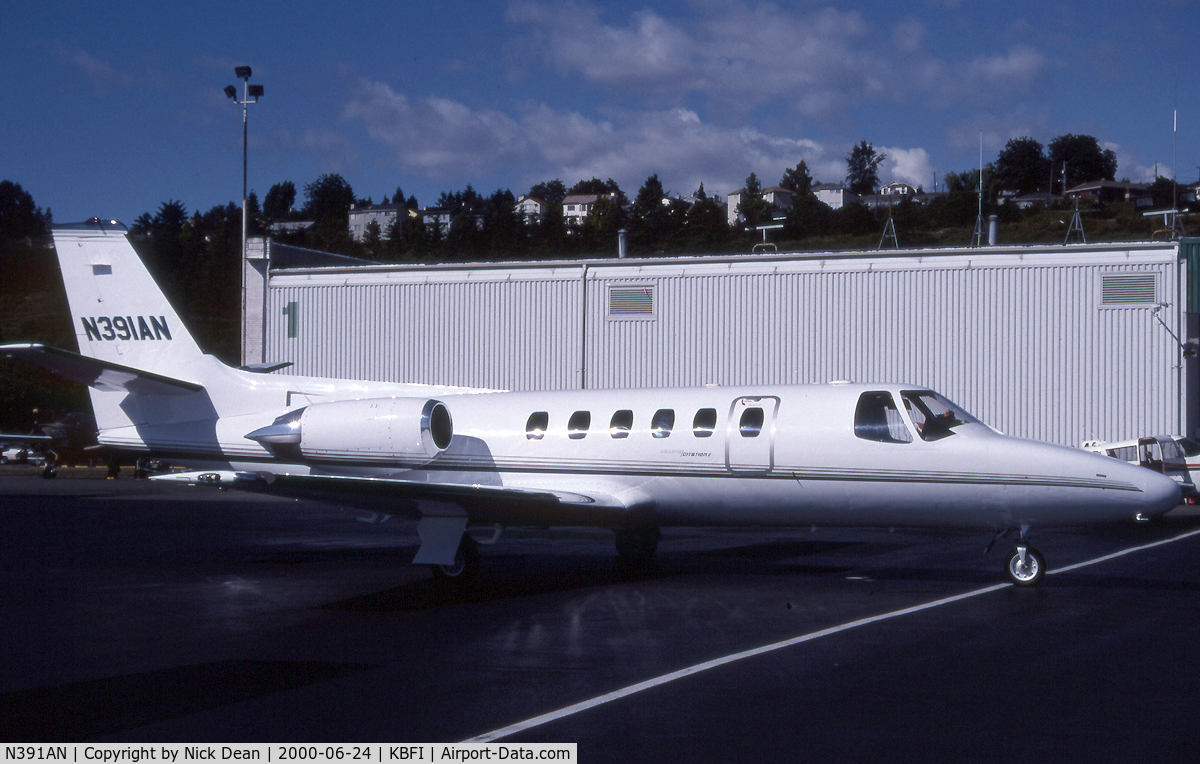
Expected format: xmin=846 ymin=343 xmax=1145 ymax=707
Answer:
xmin=1 ymin=445 xmax=30 ymax=464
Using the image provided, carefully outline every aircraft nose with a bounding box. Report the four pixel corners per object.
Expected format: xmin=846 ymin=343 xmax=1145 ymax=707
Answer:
xmin=1135 ymin=468 xmax=1182 ymax=518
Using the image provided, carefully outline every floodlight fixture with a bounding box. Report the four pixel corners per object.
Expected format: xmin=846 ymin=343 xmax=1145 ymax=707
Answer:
xmin=234 ymin=65 xmax=252 ymax=80
xmin=248 ymin=84 xmax=264 ymax=99
xmin=224 ymin=85 xmax=237 ymax=100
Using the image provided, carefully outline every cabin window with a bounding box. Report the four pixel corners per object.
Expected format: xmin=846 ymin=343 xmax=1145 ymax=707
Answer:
xmin=692 ymin=408 xmax=717 ymax=438
xmin=568 ymin=410 xmax=591 ymax=439
xmin=854 ymin=392 xmax=913 ymax=444
xmin=901 ymin=390 xmax=977 ymax=442
xmin=1109 ymin=446 xmax=1138 ymax=461
xmin=610 ymin=410 xmax=633 ymax=439
xmin=652 ymin=409 xmax=675 ymax=439
xmin=526 ymin=411 xmax=548 ymax=440
xmin=739 ymin=407 xmax=765 ymax=438
xmin=1176 ymin=437 xmax=1200 ymax=458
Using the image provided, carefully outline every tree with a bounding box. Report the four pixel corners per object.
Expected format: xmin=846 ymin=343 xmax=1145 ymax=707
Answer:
xmin=263 ymin=181 xmax=296 ymax=220
xmin=528 ymin=179 xmax=567 ymax=206
xmin=482 ymin=188 xmax=524 ymax=255
xmin=568 ymin=177 xmax=627 ymax=207
xmin=685 ymin=196 xmax=729 ymax=249
xmin=0 ymin=180 xmax=51 ymax=244
xmin=735 ymin=172 xmax=772 ymax=228
xmin=779 ymin=161 xmax=814 ymax=196
xmin=783 ymin=193 xmax=831 ymax=240
xmin=942 ymin=169 xmax=979 ymax=193
xmin=846 ymin=140 xmax=886 ymax=196
xmin=437 ymin=184 xmax=483 ymax=215
xmin=302 ymin=174 xmax=356 ymax=246
xmin=1149 ymin=176 xmax=1180 ymax=209
xmin=631 ymin=174 xmax=669 ymax=250
xmin=991 ymin=137 xmax=1051 ymax=196
xmin=1048 ymin=134 xmax=1117 ymax=191
xmin=151 ymin=199 xmax=188 ymax=240
xmin=246 ymin=190 xmax=262 ymax=233
xmin=363 ymin=219 xmax=383 ymax=255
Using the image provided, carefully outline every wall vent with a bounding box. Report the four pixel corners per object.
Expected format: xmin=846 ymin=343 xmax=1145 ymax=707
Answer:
xmin=608 ymin=284 xmax=655 ymax=318
xmin=1100 ymin=273 xmax=1157 ymax=306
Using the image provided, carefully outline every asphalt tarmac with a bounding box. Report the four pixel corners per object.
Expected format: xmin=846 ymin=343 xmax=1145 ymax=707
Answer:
xmin=2 ymin=471 xmax=1199 ymax=762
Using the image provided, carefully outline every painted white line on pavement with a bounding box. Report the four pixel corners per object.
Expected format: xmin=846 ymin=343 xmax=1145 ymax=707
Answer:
xmin=462 ymin=527 xmax=1200 ymax=743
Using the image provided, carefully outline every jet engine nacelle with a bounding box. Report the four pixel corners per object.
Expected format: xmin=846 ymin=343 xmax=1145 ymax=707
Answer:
xmin=246 ymin=397 xmax=452 ymax=465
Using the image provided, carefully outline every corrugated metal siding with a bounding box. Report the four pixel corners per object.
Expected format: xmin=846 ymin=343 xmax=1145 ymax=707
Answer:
xmin=259 ymin=243 xmax=1186 ymax=446
xmin=266 ymin=272 xmax=582 ymax=390
xmin=584 ymin=255 xmax=1182 ymax=446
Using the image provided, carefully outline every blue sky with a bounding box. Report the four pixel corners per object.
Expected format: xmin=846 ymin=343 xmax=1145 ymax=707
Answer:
xmin=4 ymin=0 xmax=1198 ymax=226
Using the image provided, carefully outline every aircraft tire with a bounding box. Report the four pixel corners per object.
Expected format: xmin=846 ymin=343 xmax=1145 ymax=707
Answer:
xmin=431 ymin=533 xmax=480 ymax=584
xmin=1004 ymin=546 xmax=1046 ymax=586
xmin=615 ymin=526 xmax=660 ymax=564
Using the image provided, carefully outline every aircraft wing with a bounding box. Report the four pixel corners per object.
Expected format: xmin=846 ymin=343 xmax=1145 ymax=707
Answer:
xmin=154 ymin=470 xmax=654 ymax=527
xmin=1 ymin=344 xmax=203 ymax=396
xmin=0 ymin=433 xmax=53 ymax=445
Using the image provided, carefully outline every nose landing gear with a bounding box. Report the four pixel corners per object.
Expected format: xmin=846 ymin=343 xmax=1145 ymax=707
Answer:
xmin=988 ymin=525 xmax=1047 ymax=586
xmin=1004 ymin=544 xmax=1046 ymax=586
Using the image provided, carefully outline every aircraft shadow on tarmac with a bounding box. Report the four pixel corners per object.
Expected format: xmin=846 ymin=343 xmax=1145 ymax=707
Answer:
xmin=321 ymin=538 xmax=900 ymax=612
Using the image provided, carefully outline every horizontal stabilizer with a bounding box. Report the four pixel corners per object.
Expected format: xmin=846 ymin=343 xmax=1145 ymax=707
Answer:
xmin=1 ymin=343 xmax=204 ymax=396
xmin=239 ymin=361 xmax=294 ymax=374
xmin=0 ymin=432 xmax=52 ymax=444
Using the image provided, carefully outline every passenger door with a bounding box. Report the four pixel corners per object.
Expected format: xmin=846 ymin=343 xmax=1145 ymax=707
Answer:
xmin=726 ymin=396 xmax=780 ymax=473
xmin=1139 ymin=437 xmax=1164 ymax=473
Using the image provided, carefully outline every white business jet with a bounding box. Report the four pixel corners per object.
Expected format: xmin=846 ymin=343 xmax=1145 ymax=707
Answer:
xmin=1 ymin=221 xmax=1181 ymax=586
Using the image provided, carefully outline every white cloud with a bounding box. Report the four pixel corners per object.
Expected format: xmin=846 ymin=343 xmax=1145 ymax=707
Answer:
xmin=508 ymin=1 xmax=879 ymax=119
xmin=342 ymin=77 xmax=849 ymax=197
xmin=50 ymin=41 xmax=133 ymax=93
xmin=274 ymin=128 xmax=362 ymax=177
xmin=881 ymin=146 xmax=935 ymax=189
xmin=507 ymin=2 xmax=1048 ymax=120
xmin=1105 ymin=141 xmax=1161 ymax=183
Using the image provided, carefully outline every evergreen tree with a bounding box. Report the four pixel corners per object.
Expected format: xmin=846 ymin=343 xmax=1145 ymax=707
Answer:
xmin=846 ymin=140 xmax=886 ymax=196
xmin=0 ymin=180 xmax=52 ymax=244
xmin=528 ymin=179 xmax=567 ymax=206
xmin=736 ymin=172 xmax=772 ymax=228
xmin=631 ymin=174 xmax=669 ymax=251
xmin=302 ymin=174 xmax=356 ymax=249
xmin=779 ymin=161 xmax=814 ymax=196
xmin=685 ymin=196 xmax=729 ymax=249
xmin=263 ymin=181 xmax=296 ymax=220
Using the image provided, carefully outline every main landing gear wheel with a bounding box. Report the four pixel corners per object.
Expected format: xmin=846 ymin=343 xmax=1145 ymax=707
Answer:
xmin=614 ymin=526 xmax=660 ymax=565
xmin=1005 ymin=545 xmax=1046 ymax=587
xmin=430 ymin=533 xmax=480 ymax=585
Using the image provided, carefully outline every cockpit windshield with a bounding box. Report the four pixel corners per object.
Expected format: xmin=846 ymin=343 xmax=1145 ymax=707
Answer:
xmin=901 ymin=390 xmax=980 ymax=442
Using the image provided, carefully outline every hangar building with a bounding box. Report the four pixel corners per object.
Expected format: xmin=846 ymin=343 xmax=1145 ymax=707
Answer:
xmin=240 ymin=238 xmax=1200 ymax=448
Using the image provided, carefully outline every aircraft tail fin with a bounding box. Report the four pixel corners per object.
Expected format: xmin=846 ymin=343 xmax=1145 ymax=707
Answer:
xmin=50 ymin=221 xmax=204 ymax=373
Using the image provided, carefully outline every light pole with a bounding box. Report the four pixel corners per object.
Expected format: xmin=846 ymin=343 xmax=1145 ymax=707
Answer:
xmin=225 ymin=65 xmax=263 ymax=266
